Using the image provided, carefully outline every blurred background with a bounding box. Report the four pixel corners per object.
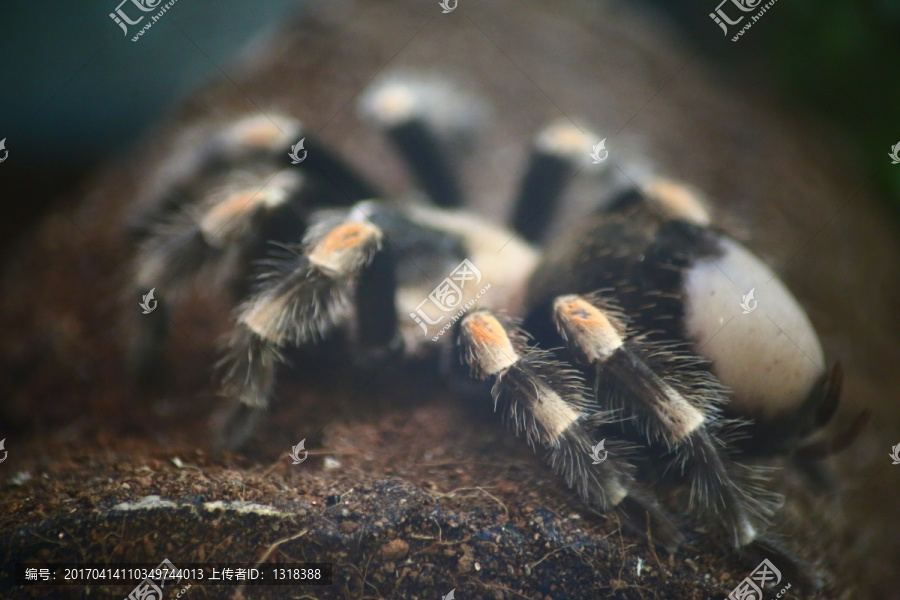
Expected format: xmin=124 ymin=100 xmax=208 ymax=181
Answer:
xmin=0 ymin=0 xmax=301 ymax=256
xmin=648 ymin=0 xmax=900 ymax=215
xmin=1 ymin=0 xmax=899 ymax=259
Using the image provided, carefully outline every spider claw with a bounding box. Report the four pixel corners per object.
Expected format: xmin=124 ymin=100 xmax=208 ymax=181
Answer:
xmin=794 ymin=408 xmax=870 ymax=460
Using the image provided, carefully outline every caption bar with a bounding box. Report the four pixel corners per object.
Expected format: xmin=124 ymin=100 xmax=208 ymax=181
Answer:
xmin=15 ymin=563 xmax=332 ymax=586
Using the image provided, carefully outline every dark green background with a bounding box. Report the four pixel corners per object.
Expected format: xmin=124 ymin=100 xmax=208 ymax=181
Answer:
xmin=648 ymin=0 xmax=900 ymax=216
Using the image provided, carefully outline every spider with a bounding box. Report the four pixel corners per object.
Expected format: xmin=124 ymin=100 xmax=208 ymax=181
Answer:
xmin=127 ymin=75 xmax=865 ymax=580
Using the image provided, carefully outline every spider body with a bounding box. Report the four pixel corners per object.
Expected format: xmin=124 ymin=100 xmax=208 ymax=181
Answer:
xmin=128 ymin=76 xmax=859 ymax=578
xmin=523 ymin=185 xmax=842 ymax=456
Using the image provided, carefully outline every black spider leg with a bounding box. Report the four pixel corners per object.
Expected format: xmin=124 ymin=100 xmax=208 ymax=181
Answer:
xmin=132 ymin=298 xmax=171 ymax=389
xmin=353 ymin=238 xmax=399 ymax=357
xmin=294 ymin=135 xmax=380 ymax=206
xmin=553 ymin=294 xmax=775 ymax=549
xmin=131 ymin=171 xmax=307 ymax=386
xmin=127 ymin=115 xmax=300 ymax=239
xmin=456 ymin=310 xmax=684 ymax=552
xmin=595 ymin=184 xmax=868 ymax=482
xmin=360 ymin=81 xmax=462 ymax=207
xmin=510 ymin=122 xmax=593 ymax=244
xmin=128 ymin=114 xmax=376 ymax=239
xmin=343 ymin=203 xmax=425 ymax=367
xmin=217 ymin=209 xmax=391 ymax=450
xmin=129 ymin=112 xmax=383 ymax=384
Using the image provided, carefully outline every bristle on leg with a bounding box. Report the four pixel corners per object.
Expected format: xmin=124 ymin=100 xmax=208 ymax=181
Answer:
xmin=238 ymin=220 xmax=382 ymax=346
xmin=554 ymin=295 xmax=705 ymax=444
xmin=458 ymin=311 xmax=640 ymax=514
xmin=554 ymin=293 xmax=775 ymax=548
xmin=220 ymin=216 xmax=384 ymax=421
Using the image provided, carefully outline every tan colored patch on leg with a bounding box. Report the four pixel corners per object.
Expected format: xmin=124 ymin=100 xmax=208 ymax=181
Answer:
xmin=643 ymin=179 xmax=710 ymax=226
xmin=461 ymin=312 xmax=518 ymax=376
xmin=308 ymin=222 xmax=380 ymax=274
xmin=234 ymin=117 xmax=290 ymax=148
xmin=365 ymin=84 xmax=416 ymax=125
xmin=656 ymin=390 xmax=705 ymax=441
xmin=199 ymin=191 xmax=261 ymax=246
xmin=532 ymin=384 xmax=582 ymax=442
xmin=536 ymin=122 xmax=592 ymax=156
xmin=318 ymin=222 xmax=369 ymax=252
xmin=554 ymin=295 xmax=623 ymax=361
xmin=241 ymin=293 xmax=289 ymax=343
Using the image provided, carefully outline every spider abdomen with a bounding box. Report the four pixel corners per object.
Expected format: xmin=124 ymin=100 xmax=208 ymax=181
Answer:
xmin=682 ymin=235 xmax=825 ymax=418
xmin=526 ymin=185 xmax=829 ymax=425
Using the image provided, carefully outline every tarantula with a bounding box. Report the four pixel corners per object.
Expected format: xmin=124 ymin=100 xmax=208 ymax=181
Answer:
xmin=127 ymin=76 xmax=864 ymax=576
